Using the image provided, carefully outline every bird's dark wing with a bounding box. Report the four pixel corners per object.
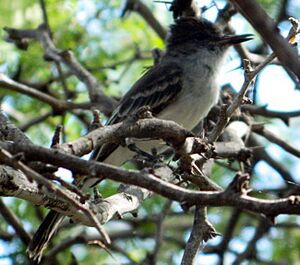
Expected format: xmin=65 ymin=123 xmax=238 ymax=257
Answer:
xmin=93 ymin=62 xmax=183 ymax=162
xmin=108 ymin=63 xmax=183 ymax=124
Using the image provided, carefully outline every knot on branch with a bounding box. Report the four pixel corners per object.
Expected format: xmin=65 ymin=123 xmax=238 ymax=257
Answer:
xmin=251 ymin=122 xmax=265 ymax=132
xmin=125 ymin=106 xmax=153 ymax=125
xmin=178 ymin=137 xmax=211 ymax=155
xmin=11 ymin=152 xmax=25 ymax=162
xmin=1 ymin=167 xmax=19 ymax=192
xmin=243 ymin=59 xmax=255 ymax=81
xmin=225 ymin=172 xmax=251 ymax=195
xmin=178 ymin=154 xmax=197 ymax=175
xmin=89 ymin=109 xmax=103 ymax=132
xmin=60 ymin=50 xmax=73 ymax=61
xmin=202 ymin=220 xmax=221 ymax=242
xmin=176 ymin=138 xmax=214 ymax=181
xmin=135 ymin=106 xmax=153 ymax=120
xmin=192 ymin=138 xmax=212 ymax=154
xmin=51 ymin=125 xmax=63 ymax=147
xmin=237 ymin=148 xmax=252 ymax=164
xmin=37 ymin=23 xmax=48 ymax=32
xmin=3 ymin=27 xmax=30 ymax=50
xmin=288 ymin=17 xmax=300 ymax=42
xmin=242 ymin=97 xmax=253 ymax=105
xmin=288 ymin=195 xmax=300 ymax=205
xmin=28 ymin=161 xmax=58 ymax=176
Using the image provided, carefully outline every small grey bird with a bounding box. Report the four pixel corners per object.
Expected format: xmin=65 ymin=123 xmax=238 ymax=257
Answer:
xmin=28 ymin=17 xmax=252 ymax=263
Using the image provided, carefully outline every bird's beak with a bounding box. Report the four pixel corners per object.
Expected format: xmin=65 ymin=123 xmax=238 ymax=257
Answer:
xmin=218 ymin=34 xmax=254 ymax=45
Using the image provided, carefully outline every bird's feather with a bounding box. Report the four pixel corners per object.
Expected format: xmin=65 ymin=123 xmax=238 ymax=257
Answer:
xmin=93 ymin=62 xmax=183 ymax=162
xmin=108 ymin=63 xmax=183 ymax=124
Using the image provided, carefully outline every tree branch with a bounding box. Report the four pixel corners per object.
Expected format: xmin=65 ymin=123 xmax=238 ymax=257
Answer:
xmin=230 ymin=0 xmax=300 ymax=81
xmin=122 ymin=0 xmax=167 ymax=40
xmin=1 ymin=142 xmax=300 ymax=217
xmin=181 ymin=207 xmax=218 ymax=265
xmin=0 ymin=198 xmax=31 ymax=245
xmin=0 ymin=74 xmax=83 ymax=113
xmin=4 ymin=24 xmax=117 ymax=115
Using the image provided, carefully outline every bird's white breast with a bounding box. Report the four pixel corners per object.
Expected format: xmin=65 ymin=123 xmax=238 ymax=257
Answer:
xmin=159 ymin=50 xmax=221 ymax=130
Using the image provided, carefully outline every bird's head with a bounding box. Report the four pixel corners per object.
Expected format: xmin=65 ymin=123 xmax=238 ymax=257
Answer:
xmin=166 ymin=17 xmax=252 ymax=53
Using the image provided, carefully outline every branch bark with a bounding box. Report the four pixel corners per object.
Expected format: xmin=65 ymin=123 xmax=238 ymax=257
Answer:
xmin=4 ymin=24 xmax=117 ymax=115
xmin=230 ymin=0 xmax=300 ymax=81
xmin=1 ymin=142 xmax=300 ymax=217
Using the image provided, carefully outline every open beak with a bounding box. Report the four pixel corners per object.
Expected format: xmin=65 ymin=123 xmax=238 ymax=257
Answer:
xmin=218 ymin=34 xmax=254 ymax=45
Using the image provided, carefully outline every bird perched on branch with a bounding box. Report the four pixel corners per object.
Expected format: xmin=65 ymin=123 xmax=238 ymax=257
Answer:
xmin=28 ymin=17 xmax=252 ymax=263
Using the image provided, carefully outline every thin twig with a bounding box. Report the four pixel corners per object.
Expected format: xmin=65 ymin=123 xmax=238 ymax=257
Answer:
xmin=151 ymin=200 xmax=172 ymax=263
xmin=230 ymin=0 xmax=300 ymax=81
xmin=0 ymin=74 xmax=81 ymax=112
xmin=0 ymin=198 xmax=31 ymax=245
xmin=252 ymin=124 xmax=300 ymax=158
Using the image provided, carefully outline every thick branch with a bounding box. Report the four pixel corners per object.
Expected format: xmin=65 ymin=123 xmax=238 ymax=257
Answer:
xmin=0 ymin=112 xmax=32 ymax=144
xmin=1 ymin=142 xmax=300 ymax=216
xmin=0 ymin=164 xmax=150 ymax=229
xmin=55 ymin=117 xmax=192 ymax=157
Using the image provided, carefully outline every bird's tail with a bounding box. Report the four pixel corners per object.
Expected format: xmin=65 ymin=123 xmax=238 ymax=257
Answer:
xmin=27 ymin=210 xmax=64 ymax=264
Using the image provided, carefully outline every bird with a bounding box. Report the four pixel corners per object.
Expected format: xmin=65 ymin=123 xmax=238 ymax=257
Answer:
xmin=28 ymin=17 xmax=252 ymax=263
